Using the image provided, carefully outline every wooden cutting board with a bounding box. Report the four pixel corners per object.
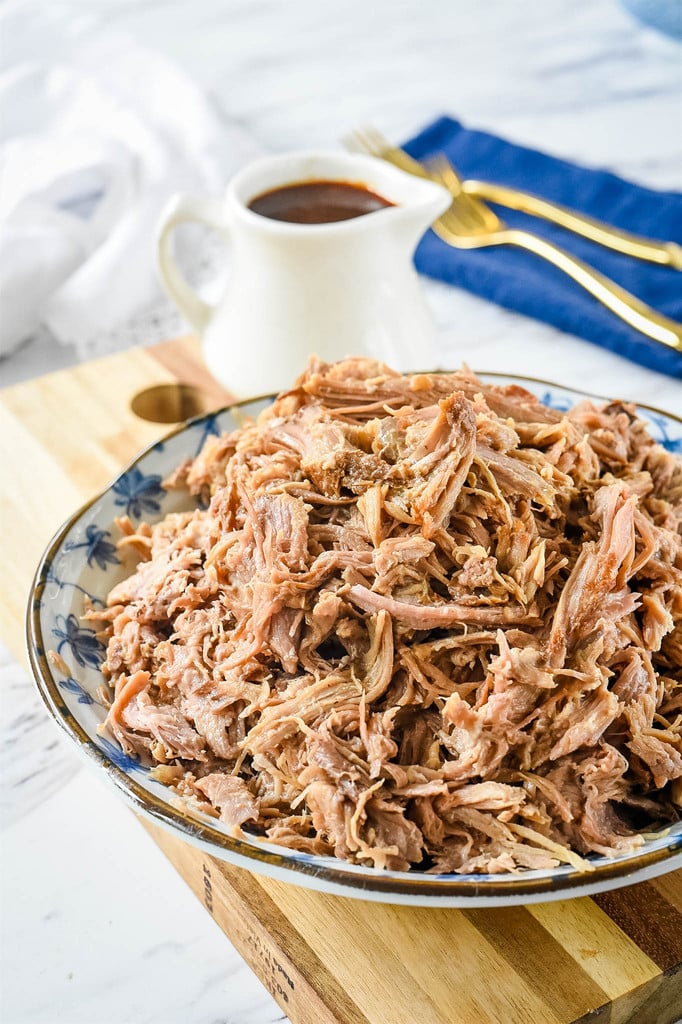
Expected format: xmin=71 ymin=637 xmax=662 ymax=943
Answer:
xmin=2 ymin=335 xmax=681 ymax=1024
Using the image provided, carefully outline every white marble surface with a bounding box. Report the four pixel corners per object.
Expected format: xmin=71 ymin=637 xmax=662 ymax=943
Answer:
xmin=1 ymin=1 xmax=681 ymax=1023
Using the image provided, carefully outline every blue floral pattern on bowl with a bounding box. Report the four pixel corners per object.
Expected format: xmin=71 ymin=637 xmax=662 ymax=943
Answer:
xmin=96 ymin=735 xmax=148 ymax=774
xmin=540 ymin=390 xmax=573 ymax=413
xmin=65 ymin=525 xmax=120 ymax=570
xmin=28 ymin=381 xmax=682 ymax=906
xmin=112 ymin=466 xmax=166 ymax=519
xmin=58 ymin=674 xmax=97 ymax=706
xmin=645 ymin=412 xmax=682 ymax=453
xmin=52 ymin=613 xmax=106 ymax=670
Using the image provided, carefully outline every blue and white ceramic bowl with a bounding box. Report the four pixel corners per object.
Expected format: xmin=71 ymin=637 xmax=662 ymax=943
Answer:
xmin=27 ymin=374 xmax=682 ymax=907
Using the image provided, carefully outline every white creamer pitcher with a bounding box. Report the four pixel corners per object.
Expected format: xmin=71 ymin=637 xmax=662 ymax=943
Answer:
xmin=156 ymin=151 xmax=450 ymax=396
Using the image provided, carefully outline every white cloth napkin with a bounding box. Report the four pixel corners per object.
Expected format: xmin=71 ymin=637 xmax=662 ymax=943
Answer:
xmin=0 ymin=21 xmax=260 ymax=360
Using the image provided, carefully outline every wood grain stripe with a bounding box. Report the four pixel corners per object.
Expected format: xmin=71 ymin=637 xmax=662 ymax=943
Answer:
xmin=464 ymin=906 xmax=609 ymax=1022
xmin=528 ymin=896 xmax=659 ymax=999
xmin=652 ymin=871 xmax=682 ymax=915
xmin=144 ymin=820 xmax=370 ymax=1024
xmin=592 ymin=881 xmax=682 ymax=971
xmin=264 ymin=880 xmax=464 ymax=1024
xmin=574 ymin=968 xmax=682 ymax=1024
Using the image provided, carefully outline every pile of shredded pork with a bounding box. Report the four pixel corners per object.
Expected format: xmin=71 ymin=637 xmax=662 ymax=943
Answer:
xmin=90 ymin=358 xmax=682 ymax=874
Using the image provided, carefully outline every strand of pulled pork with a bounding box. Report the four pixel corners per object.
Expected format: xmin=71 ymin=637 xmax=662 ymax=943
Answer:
xmin=87 ymin=357 xmax=682 ymax=874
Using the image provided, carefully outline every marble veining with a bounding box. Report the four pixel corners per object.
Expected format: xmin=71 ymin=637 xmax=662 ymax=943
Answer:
xmin=0 ymin=643 xmax=80 ymax=829
xmin=1 ymin=0 xmax=681 ymax=1021
xmin=1 ymin=762 xmax=285 ymax=1024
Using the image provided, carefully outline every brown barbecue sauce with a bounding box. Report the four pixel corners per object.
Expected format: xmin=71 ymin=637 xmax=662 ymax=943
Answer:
xmin=247 ymin=180 xmax=394 ymax=224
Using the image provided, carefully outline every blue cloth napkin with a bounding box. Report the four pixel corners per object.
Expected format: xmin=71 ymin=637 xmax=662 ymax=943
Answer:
xmin=405 ymin=116 xmax=682 ymax=378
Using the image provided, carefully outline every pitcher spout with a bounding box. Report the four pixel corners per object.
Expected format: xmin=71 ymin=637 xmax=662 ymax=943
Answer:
xmin=359 ymin=158 xmax=451 ymax=245
xmin=392 ymin=175 xmax=452 ymax=242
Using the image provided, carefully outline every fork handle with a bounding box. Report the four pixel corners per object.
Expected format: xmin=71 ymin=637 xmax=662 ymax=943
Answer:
xmin=507 ymin=229 xmax=682 ymax=352
xmin=465 ymin=181 xmax=682 ymax=270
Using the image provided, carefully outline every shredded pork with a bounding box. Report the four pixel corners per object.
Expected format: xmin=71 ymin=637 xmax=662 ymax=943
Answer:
xmin=88 ymin=358 xmax=682 ymax=873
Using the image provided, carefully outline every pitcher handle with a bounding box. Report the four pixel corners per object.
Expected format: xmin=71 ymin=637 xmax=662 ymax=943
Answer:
xmin=156 ymin=195 xmax=231 ymax=333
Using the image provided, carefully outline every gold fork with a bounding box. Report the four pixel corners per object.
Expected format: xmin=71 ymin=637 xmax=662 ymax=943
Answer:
xmin=345 ymin=129 xmax=682 ymax=352
xmin=425 ymin=158 xmax=682 ymax=352
xmin=346 ymin=127 xmax=682 ymax=270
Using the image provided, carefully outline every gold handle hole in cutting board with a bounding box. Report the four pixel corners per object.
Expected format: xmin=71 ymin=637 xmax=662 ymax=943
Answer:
xmin=130 ymin=383 xmax=214 ymax=424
